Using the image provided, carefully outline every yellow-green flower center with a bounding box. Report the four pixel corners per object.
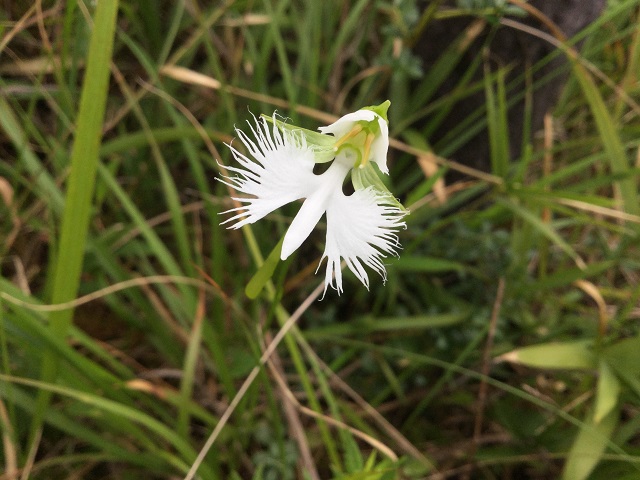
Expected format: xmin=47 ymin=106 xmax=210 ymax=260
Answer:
xmin=332 ymin=120 xmax=379 ymax=169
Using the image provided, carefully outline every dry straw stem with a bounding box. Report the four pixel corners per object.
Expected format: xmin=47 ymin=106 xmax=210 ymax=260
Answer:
xmin=0 ymin=3 xmax=60 ymax=55
xmin=3 ymin=428 xmax=43 ymax=480
xmin=0 ymin=399 xmax=17 ymax=480
xmin=0 ymin=276 xmax=219 ymax=312
xmin=265 ymin=350 xmax=400 ymax=464
xmin=417 ymin=151 xmax=449 ymax=204
xmin=473 ymin=279 xmax=506 ymax=446
xmin=160 ymin=65 xmax=503 ymax=184
xmin=266 ymin=342 xmax=320 ymax=480
xmin=183 ymin=281 xmax=326 ymax=480
xmin=296 ymin=338 xmax=436 ymax=470
xmin=34 ymin=0 xmax=55 ymax=55
xmin=137 ymin=80 xmax=227 ymax=173
xmin=553 ymin=198 xmax=640 ymax=225
xmin=542 ymin=113 xmax=553 ymax=224
xmin=0 ymin=177 xmax=21 ymax=249
xmin=160 ymin=65 xmax=337 ymax=124
xmin=574 ymin=280 xmax=610 ymax=337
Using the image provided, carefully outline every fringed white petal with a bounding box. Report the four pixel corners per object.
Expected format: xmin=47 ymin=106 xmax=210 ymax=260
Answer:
xmin=281 ymin=161 xmax=350 ymax=260
xmin=219 ymin=115 xmax=318 ymax=229
xmin=320 ymin=187 xmax=407 ymax=295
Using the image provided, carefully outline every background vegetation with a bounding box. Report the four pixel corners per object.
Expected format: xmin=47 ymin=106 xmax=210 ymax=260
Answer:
xmin=1 ymin=0 xmax=640 ymax=478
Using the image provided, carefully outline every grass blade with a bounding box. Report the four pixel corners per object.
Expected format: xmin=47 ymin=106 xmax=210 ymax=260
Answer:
xmin=572 ymin=61 xmax=640 ymax=217
xmin=31 ymin=0 xmax=120 ymax=445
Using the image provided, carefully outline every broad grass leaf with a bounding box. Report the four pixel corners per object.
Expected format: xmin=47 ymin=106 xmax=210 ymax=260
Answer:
xmin=306 ymin=311 xmax=469 ymax=338
xmin=603 ymin=335 xmax=640 ymax=398
xmin=562 ymin=407 xmax=618 ymax=480
xmin=392 ymin=256 xmax=467 ymax=273
xmin=498 ymin=340 xmax=596 ymax=370
xmin=594 ymin=359 xmax=620 ymax=424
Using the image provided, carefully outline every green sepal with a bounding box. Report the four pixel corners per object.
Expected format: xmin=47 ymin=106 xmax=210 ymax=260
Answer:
xmin=351 ymin=163 xmax=407 ymax=211
xmin=261 ymin=114 xmax=336 ymax=163
xmin=362 ymin=100 xmax=390 ymax=123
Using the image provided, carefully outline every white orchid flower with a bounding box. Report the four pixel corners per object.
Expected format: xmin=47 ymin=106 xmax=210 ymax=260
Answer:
xmin=220 ymin=101 xmax=408 ymax=294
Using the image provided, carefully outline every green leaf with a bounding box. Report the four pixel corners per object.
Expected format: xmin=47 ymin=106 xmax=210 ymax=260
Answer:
xmin=343 ymin=433 xmax=364 ymax=473
xmin=484 ymin=65 xmax=510 ymax=178
xmin=1 ymin=373 xmax=213 ymax=478
xmin=306 ymin=311 xmax=470 ymax=338
xmin=528 ymin=261 xmax=615 ymax=291
xmin=245 ymin=238 xmax=284 ymax=299
xmin=603 ymin=335 xmax=640 ymax=398
xmin=498 ymin=197 xmax=584 ymax=266
xmin=562 ymin=407 xmax=619 ymax=480
xmin=572 ymin=60 xmax=640 ymax=217
xmin=0 ymin=98 xmax=64 ymax=212
xmin=392 ymin=256 xmax=467 ymax=273
xmin=498 ymin=340 xmax=596 ymax=370
xmin=48 ymin=0 xmax=120 ymax=332
xmin=594 ymin=359 xmax=620 ymax=424
xmin=32 ymin=0 xmax=120 ymax=445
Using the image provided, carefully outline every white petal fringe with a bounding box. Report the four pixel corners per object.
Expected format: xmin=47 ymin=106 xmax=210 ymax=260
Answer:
xmin=219 ymin=115 xmax=318 ymax=229
xmin=320 ymin=187 xmax=407 ymax=295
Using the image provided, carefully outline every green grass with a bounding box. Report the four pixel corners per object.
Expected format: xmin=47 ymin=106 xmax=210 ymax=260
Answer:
xmin=1 ymin=1 xmax=640 ymax=479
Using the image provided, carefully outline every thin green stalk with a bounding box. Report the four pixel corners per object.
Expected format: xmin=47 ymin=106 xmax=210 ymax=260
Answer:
xmin=0 ymin=97 xmax=64 ymax=212
xmin=113 ymin=41 xmax=196 ymax=278
xmin=29 ymin=0 xmax=120 ymax=446
xmin=241 ymin=228 xmax=343 ymax=467
xmin=484 ymin=64 xmax=510 ymax=178
xmin=276 ymin=308 xmax=343 ymax=469
xmin=96 ymin=165 xmax=194 ymax=312
xmin=573 ymin=60 xmax=640 ymax=218
xmin=262 ymin=0 xmax=297 ymax=116
xmin=5 ymin=373 xmax=216 ymax=478
xmin=297 ymin=0 xmax=321 ymax=108
xmin=177 ymin=299 xmax=205 ymax=440
xmin=157 ymin=1 xmax=185 ymax=65
xmin=117 ymin=30 xmax=233 ymax=407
